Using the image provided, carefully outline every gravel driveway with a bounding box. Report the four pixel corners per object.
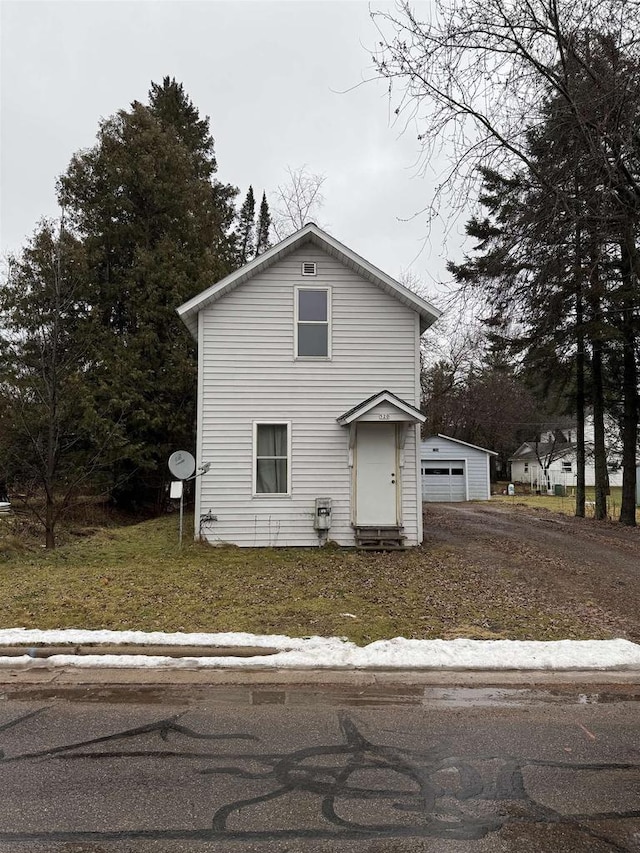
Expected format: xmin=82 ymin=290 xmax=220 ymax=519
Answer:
xmin=423 ymin=501 xmax=640 ymax=642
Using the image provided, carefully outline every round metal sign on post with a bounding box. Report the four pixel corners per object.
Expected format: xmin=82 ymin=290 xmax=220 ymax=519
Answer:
xmin=168 ymin=450 xmax=196 ymax=481
xmin=168 ymin=451 xmax=196 ymax=550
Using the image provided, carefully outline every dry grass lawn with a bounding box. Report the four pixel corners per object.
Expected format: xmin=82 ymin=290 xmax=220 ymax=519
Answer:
xmin=1 ymin=506 xmax=634 ymax=644
xmin=492 ymin=489 xmax=640 ymax=523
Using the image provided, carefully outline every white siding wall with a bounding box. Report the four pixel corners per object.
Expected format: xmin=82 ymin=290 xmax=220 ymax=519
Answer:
xmin=420 ymin=437 xmax=492 ymax=500
xmin=196 ymin=246 xmax=421 ymax=546
xmin=508 ymin=460 xmax=528 ymax=485
xmin=511 ymin=457 xmax=624 ymax=489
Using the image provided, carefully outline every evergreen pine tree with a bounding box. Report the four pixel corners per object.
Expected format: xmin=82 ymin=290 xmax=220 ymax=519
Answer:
xmin=148 ymin=77 xmax=217 ymax=176
xmin=58 ymin=82 xmax=238 ymax=510
xmin=237 ymin=186 xmax=256 ymax=264
xmin=255 ymin=192 xmax=272 ymax=256
xmin=148 ymin=77 xmax=239 ymax=273
xmin=448 ymin=39 xmax=640 ymax=524
xmin=0 ymin=221 xmax=124 ymax=546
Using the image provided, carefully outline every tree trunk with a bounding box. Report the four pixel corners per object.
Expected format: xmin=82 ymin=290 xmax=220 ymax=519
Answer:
xmin=45 ymin=494 xmax=56 ymax=549
xmin=619 ymin=236 xmax=638 ymax=526
xmin=587 ymin=248 xmax=608 ymax=521
xmin=575 ymin=375 xmax=586 ymax=516
xmin=574 ymin=231 xmax=586 ymax=518
xmin=590 ymin=340 xmax=609 ymax=520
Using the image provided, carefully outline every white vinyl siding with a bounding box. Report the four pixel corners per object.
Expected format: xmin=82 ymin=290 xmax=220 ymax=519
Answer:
xmin=511 ymin=455 xmax=624 ymax=489
xmin=196 ymin=245 xmax=420 ymax=546
xmin=421 ymin=436 xmax=493 ymax=501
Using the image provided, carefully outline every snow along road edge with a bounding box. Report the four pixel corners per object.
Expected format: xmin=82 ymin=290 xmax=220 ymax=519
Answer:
xmin=0 ymin=629 xmax=639 ymax=671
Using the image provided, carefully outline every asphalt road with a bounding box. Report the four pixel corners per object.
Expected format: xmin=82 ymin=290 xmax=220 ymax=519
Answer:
xmin=0 ymin=683 xmax=639 ymax=852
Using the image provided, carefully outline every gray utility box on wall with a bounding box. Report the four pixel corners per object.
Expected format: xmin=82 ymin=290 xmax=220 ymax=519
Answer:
xmin=314 ymin=497 xmax=332 ymax=530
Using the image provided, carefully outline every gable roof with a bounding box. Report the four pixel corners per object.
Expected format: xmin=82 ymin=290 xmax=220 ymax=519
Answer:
xmin=509 ymin=441 xmax=574 ymax=462
xmin=177 ymin=223 xmax=442 ymax=338
xmin=423 ymin=434 xmax=498 ymax=456
xmin=336 ymin=390 xmax=426 ymax=425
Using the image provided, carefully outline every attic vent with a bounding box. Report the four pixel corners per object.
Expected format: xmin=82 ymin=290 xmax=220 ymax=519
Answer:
xmin=301 ymin=262 xmax=317 ymax=276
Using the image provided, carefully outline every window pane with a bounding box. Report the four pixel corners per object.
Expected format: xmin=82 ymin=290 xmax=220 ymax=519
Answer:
xmin=424 ymin=468 xmax=449 ymax=475
xmin=256 ymin=459 xmax=287 ymax=493
xmin=298 ymin=323 xmax=328 ymax=357
xmin=451 ymin=468 xmax=464 ymax=475
xmin=298 ymin=289 xmax=327 ymax=321
xmin=257 ymin=424 xmax=287 ymax=457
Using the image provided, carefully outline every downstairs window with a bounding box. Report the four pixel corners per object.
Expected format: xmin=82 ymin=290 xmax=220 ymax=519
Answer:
xmin=253 ymin=422 xmax=290 ymax=495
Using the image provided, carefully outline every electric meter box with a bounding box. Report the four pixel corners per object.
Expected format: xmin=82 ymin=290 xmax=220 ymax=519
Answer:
xmin=314 ymin=497 xmax=332 ymax=530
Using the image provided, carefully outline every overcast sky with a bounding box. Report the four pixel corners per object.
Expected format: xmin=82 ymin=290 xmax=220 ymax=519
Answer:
xmin=1 ymin=1 xmax=466 ymax=294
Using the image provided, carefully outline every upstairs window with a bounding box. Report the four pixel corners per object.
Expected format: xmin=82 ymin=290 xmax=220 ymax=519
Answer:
xmin=562 ymin=460 xmax=572 ymax=473
xmin=296 ymin=287 xmax=330 ymax=358
xmin=254 ymin=422 xmax=290 ymax=495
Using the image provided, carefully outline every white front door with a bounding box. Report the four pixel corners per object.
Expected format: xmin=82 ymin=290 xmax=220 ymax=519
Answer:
xmin=355 ymin=422 xmax=398 ymax=525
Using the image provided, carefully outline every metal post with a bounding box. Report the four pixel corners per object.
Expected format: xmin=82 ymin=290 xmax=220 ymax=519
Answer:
xmin=179 ymin=489 xmax=184 ymax=548
xmin=168 ymin=456 xmax=211 ymax=548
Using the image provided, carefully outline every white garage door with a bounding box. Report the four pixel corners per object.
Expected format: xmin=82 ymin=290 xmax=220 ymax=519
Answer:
xmin=421 ymin=461 xmax=466 ymax=501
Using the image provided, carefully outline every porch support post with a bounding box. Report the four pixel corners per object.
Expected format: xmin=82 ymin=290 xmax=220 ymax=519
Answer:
xmin=398 ymin=423 xmax=409 ymax=468
xmin=348 ymin=423 xmax=356 ymax=467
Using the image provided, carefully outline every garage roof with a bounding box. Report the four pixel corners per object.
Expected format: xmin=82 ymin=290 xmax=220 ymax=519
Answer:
xmin=423 ymin=434 xmax=498 ymax=456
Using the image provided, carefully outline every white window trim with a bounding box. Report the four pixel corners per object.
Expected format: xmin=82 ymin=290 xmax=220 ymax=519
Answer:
xmin=252 ymin=420 xmax=292 ymax=497
xmin=294 ymin=285 xmax=332 ymax=359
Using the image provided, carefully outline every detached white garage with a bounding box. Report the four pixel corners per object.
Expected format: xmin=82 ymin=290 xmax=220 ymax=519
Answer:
xmin=421 ymin=434 xmax=497 ymax=502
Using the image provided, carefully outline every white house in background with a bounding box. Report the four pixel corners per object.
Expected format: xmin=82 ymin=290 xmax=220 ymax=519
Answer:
xmin=177 ymin=224 xmax=441 ymax=548
xmin=421 ymin=435 xmax=497 ymax=502
xmin=510 ymin=416 xmax=624 ymax=491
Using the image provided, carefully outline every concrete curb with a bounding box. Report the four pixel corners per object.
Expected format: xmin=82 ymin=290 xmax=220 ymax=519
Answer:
xmin=1 ymin=665 xmax=640 ymax=711
xmin=1 ymin=662 xmax=640 ymax=685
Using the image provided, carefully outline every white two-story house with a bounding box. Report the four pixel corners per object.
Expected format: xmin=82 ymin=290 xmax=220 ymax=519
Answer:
xmin=510 ymin=417 xmax=624 ymax=491
xmin=177 ymin=224 xmax=441 ymax=548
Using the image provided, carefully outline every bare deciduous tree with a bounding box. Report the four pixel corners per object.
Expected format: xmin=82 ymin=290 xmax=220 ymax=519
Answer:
xmin=372 ymin=0 xmax=640 ymax=525
xmin=371 ymin=0 xmax=640 ymax=218
xmin=270 ymin=166 xmax=327 ymax=240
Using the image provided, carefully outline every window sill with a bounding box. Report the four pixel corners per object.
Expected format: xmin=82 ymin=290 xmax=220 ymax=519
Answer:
xmin=251 ymin=493 xmax=292 ymax=499
xmin=294 ymin=356 xmax=332 ymax=362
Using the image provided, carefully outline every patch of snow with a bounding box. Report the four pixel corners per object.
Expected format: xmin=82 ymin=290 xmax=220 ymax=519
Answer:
xmin=0 ymin=629 xmax=639 ymax=670
xmin=0 ymin=628 xmax=298 ymax=648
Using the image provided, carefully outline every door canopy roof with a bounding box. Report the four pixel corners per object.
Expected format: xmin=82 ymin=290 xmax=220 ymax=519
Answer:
xmin=337 ymin=390 xmax=425 ymax=425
